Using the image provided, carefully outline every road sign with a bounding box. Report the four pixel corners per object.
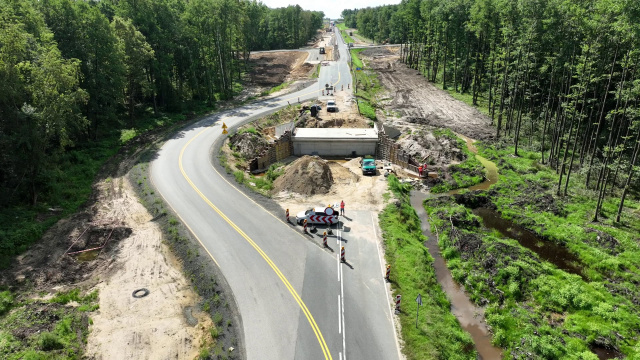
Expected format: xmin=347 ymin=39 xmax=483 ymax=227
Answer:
xmin=356 ymin=67 xmax=362 ymax=71
xmin=222 ymin=129 xmax=228 ymax=135
xmin=416 ymin=294 xmax=422 ymax=306
xmin=222 ymin=122 xmax=228 ymax=129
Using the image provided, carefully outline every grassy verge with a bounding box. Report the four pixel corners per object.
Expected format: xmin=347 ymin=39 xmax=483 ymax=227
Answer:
xmin=0 ymin=288 xmax=99 ymax=359
xmin=260 ymin=81 xmax=291 ymax=96
xmin=311 ymin=63 xmax=321 ymax=79
xmin=352 ymin=30 xmax=373 ymax=44
xmin=425 ymin=144 xmax=640 ymax=358
xmin=379 ymin=175 xmax=476 ymax=360
xmin=350 ymin=49 xmax=382 ymax=120
xmin=337 ymin=23 xmax=355 ymax=44
xmin=429 ymin=129 xmax=485 ymax=193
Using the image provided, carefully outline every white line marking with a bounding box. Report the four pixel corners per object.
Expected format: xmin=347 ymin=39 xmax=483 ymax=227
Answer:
xmin=338 ymin=295 xmax=342 ymax=334
xmin=339 ymin=217 xmax=346 ymax=360
xmin=339 ymin=352 xmax=342 ymax=360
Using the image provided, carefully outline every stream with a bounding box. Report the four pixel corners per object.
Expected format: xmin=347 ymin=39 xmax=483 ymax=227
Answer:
xmin=410 ymin=135 xmax=617 ymax=359
xmin=410 ymin=135 xmax=503 ymax=359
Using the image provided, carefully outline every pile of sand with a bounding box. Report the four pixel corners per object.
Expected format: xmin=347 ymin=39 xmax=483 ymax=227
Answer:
xmin=272 ymin=155 xmax=333 ymax=196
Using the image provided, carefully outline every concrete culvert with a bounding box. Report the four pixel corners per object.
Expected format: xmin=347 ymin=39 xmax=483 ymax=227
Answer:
xmin=132 ymin=288 xmax=150 ymax=298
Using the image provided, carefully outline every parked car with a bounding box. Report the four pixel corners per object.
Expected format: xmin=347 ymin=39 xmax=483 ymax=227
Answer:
xmin=361 ymin=158 xmax=377 ymax=175
xmin=327 ymin=100 xmax=338 ymax=112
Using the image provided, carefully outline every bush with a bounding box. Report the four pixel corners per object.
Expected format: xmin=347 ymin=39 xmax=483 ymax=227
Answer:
xmin=38 ymin=332 xmax=63 ymax=351
xmin=233 ymin=170 xmax=245 ymax=183
xmin=0 ymin=291 xmax=13 ymax=316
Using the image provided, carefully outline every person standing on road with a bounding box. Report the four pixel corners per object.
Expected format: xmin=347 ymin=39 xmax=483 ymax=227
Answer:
xmin=340 ymin=200 xmax=345 ymax=216
xmin=418 ymin=165 xmax=423 ymax=177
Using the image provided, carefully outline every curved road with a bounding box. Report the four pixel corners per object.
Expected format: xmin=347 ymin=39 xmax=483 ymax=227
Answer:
xmin=151 ymin=29 xmax=399 ymax=360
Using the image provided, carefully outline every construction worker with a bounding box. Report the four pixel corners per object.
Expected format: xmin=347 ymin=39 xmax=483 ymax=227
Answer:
xmin=418 ymin=165 xmax=423 ymax=177
xmin=340 ymin=200 xmax=345 ymax=216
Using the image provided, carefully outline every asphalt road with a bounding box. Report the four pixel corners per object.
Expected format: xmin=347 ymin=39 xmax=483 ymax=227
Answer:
xmin=151 ymin=27 xmax=399 ymax=360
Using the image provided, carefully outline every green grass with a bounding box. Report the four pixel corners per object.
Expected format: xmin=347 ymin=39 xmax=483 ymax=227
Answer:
xmin=311 ymin=64 xmax=320 ymax=79
xmin=424 ymin=143 xmax=640 ymax=358
xmin=231 ymin=162 xmax=285 ymax=196
xmin=260 ymin=81 xmax=291 ymax=96
xmin=350 ymin=49 xmax=382 ymax=120
xmin=0 ymin=288 xmax=99 ymax=359
xmin=379 ymin=175 xmax=476 ymax=360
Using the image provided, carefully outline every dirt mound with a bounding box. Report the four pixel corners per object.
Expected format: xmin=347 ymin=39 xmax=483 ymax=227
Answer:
xmin=272 ymin=155 xmax=333 ymax=196
xmin=229 ymin=132 xmax=269 ymax=159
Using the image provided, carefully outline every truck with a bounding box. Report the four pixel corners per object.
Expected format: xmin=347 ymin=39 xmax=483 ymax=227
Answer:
xmin=361 ymin=158 xmax=377 ymax=175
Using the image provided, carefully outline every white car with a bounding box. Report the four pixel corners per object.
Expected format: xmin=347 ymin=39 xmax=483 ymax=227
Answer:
xmin=327 ymin=100 xmax=338 ymax=112
xmin=296 ymin=206 xmax=339 ymax=225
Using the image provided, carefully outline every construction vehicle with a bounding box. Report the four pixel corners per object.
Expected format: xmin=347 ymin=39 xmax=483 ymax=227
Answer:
xmin=319 ymin=47 xmax=325 ymax=54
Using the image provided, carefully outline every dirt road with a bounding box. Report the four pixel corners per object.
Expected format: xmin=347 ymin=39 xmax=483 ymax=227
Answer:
xmin=360 ymin=48 xmax=494 ymax=141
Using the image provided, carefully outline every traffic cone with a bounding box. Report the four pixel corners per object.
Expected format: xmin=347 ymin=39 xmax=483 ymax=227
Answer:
xmin=323 ymin=231 xmax=328 ymax=247
xmin=340 ymin=246 xmax=345 ymax=262
xmin=395 ymin=295 xmax=401 ymax=313
xmin=286 ymin=209 xmax=290 ymax=222
xmin=385 ymin=265 xmax=391 ymax=281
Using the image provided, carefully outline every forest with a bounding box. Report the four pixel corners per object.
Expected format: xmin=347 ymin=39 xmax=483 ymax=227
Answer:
xmin=342 ymin=0 xmax=640 ymax=222
xmin=0 ymin=0 xmax=323 ymax=265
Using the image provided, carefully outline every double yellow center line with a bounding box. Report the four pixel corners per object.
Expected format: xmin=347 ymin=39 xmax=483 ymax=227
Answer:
xmin=179 ymin=127 xmax=332 ymax=359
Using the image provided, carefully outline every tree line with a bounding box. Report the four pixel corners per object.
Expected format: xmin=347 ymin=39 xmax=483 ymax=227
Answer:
xmin=0 ymin=0 xmax=323 ymax=208
xmin=342 ymin=0 xmax=640 ymax=221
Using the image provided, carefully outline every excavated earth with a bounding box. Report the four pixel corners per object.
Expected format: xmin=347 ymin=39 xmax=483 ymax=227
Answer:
xmin=357 ymin=47 xmax=495 ymax=141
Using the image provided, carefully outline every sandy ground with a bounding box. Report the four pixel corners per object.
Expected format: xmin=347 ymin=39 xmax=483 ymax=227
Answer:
xmin=85 ymin=176 xmax=211 ymax=359
xmin=359 ymin=47 xmax=494 ymax=141
xmin=273 ymin=158 xmax=391 ymax=215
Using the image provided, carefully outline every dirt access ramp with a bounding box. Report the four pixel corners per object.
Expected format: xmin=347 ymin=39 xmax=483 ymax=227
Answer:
xmin=359 ymin=47 xmax=494 ymax=141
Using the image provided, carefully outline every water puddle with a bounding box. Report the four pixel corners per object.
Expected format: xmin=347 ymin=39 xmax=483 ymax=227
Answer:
xmin=472 ymin=208 xmax=584 ymax=278
xmin=411 ymin=192 xmax=503 ymax=359
xmin=590 ymin=345 xmax=624 ymax=360
xmin=76 ymin=249 xmax=99 ymax=262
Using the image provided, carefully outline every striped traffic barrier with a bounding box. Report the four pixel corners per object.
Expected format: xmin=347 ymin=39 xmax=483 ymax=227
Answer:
xmin=395 ymin=295 xmax=402 ymax=312
xmin=303 ymin=219 xmax=308 ymax=233
xmin=385 ymin=265 xmax=391 ymax=281
xmin=286 ymin=209 xmax=289 ymax=222
xmin=323 ymin=231 xmax=328 ymax=247
xmin=340 ymin=246 xmax=345 ymax=262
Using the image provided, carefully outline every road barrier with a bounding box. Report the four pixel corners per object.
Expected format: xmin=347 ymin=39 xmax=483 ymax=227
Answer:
xmin=303 ymin=219 xmax=308 ymax=233
xmin=286 ymin=209 xmax=289 ymax=222
xmin=340 ymin=246 xmax=345 ymax=262
xmin=385 ymin=265 xmax=391 ymax=281
xmin=395 ymin=295 xmax=402 ymax=313
xmin=323 ymin=231 xmax=328 ymax=247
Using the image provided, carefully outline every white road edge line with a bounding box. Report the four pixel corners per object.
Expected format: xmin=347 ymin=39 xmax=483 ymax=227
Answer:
xmin=371 ymin=212 xmax=402 ymax=360
xmin=339 ymin=217 xmax=346 ymax=360
xmin=338 ymin=295 xmax=342 ymax=334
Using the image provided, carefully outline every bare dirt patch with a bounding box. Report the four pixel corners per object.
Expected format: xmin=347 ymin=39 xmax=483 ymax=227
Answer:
xmin=273 ymin=157 xmax=390 ymax=214
xmin=359 ymin=47 xmax=494 ymax=141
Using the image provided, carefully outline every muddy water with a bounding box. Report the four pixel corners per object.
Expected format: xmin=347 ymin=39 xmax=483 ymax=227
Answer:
xmin=411 ymin=192 xmax=503 ymax=359
xmin=472 ymin=208 xmax=584 ymax=277
xmin=448 ymin=134 xmax=499 ymax=195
